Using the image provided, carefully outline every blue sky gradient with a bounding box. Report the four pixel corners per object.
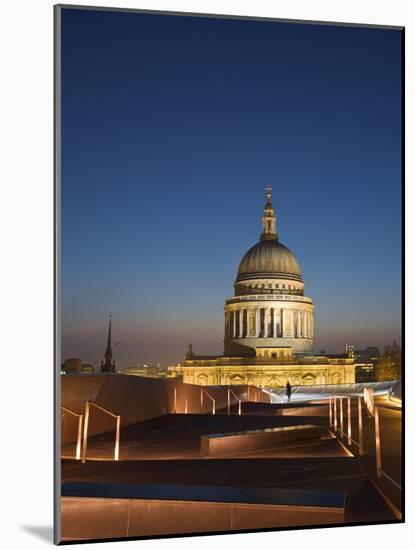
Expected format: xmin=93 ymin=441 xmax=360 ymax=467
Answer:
xmin=61 ymin=9 xmax=402 ymax=367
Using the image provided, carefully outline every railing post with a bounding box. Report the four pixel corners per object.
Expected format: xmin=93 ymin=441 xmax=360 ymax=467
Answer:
xmin=238 ymin=399 xmax=241 ymax=416
xmin=347 ymin=397 xmax=352 ymax=445
xmin=227 ymin=388 xmax=230 ymax=415
xmin=200 ymin=388 xmax=203 ymax=413
xmin=375 ymin=407 xmax=381 ymax=479
xmin=329 ymin=396 xmax=333 ymax=428
xmin=76 ymin=414 xmax=83 ymax=461
xmin=82 ymin=402 xmax=121 ymax=462
xmin=61 ymin=407 xmax=83 ymax=461
xmin=339 ymin=397 xmax=344 ymax=436
xmin=358 ymin=396 xmax=364 ymax=455
xmin=114 ymin=415 xmax=120 ymax=461
xmin=212 ymin=399 xmax=215 ymax=415
xmin=173 ymin=387 xmax=177 ymax=414
xmin=184 ymin=399 xmax=188 ymax=414
xmin=81 ymin=401 xmax=90 ymax=463
xmin=333 ymin=397 xmax=338 ymax=431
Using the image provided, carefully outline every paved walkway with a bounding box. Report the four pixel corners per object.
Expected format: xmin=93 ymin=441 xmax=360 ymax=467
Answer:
xmin=63 ymin=408 xmax=344 ymax=461
xmin=61 ymin=399 xmax=400 ymax=529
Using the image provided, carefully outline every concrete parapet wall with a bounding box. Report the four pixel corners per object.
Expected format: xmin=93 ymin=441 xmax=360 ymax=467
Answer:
xmin=61 ymin=494 xmax=344 ymax=540
xmin=61 ymin=374 xmax=255 ymax=445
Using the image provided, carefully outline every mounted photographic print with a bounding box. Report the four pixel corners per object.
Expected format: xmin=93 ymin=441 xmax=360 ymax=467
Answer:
xmin=54 ymin=5 xmax=404 ymax=544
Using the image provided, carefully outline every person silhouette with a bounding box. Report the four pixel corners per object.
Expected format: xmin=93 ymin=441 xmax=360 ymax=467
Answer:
xmin=286 ymin=381 xmax=292 ymax=402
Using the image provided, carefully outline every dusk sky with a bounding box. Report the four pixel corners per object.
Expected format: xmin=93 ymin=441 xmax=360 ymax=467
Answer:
xmin=61 ymin=8 xmax=402 ymax=368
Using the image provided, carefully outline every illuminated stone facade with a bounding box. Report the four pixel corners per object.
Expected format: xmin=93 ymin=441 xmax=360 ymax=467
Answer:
xmin=168 ymin=188 xmax=355 ymax=388
xmin=170 ymin=354 xmax=356 ymax=387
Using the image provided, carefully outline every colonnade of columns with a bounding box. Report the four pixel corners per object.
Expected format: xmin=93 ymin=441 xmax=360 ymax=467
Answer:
xmin=225 ymin=306 xmax=313 ymax=340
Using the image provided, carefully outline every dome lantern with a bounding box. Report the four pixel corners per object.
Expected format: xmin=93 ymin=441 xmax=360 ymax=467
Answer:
xmin=260 ymin=186 xmax=278 ymax=241
xmin=235 ymin=187 xmax=302 ymax=284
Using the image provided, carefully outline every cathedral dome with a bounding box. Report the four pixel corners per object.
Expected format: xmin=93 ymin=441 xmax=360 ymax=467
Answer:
xmin=236 ymin=239 xmax=302 ymax=283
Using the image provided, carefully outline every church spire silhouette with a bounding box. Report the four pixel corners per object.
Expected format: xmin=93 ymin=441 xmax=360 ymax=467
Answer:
xmin=100 ymin=314 xmax=116 ymax=373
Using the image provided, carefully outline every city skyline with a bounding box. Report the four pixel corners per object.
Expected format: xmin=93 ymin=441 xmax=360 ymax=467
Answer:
xmin=61 ymin=9 xmax=402 ymax=368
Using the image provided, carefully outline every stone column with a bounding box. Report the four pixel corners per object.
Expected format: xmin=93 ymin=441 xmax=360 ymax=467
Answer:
xmin=311 ymin=313 xmax=314 ymax=338
xmin=233 ymin=310 xmax=237 ymax=338
xmin=298 ymin=311 xmax=302 ymax=338
xmin=275 ymin=309 xmax=281 ymax=337
xmin=280 ymin=308 xmax=284 ymax=337
xmin=245 ymin=309 xmax=249 ymax=337
xmin=255 ymin=307 xmax=260 ymax=337
xmin=249 ymin=308 xmax=255 ymax=337
xmin=265 ymin=307 xmax=270 ymax=338
xmin=239 ymin=308 xmax=244 ymax=338
xmin=282 ymin=308 xmax=287 ymax=337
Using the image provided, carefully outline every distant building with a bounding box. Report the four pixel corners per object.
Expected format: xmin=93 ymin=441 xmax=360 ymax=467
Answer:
xmin=169 ymin=188 xmax=355 ymax=387
xmin=354 ymin=347 xmax=380 ymax=363
xmin=121 ymin=363 xmax=168 ymax=379
xmin=80 ymin=363 xmax=95 ymax=373
xmin=61 ymin=358 xmax=95 ymax=374
xmin=100 ymin=315 xmax=116 ymax=373
xmin=353 ymin=346 xmax=380 ymax=382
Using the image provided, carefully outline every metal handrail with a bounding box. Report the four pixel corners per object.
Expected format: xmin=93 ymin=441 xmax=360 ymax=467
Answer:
xmin=228 ymin=388 xmax=242 ymax=416
xmin=61 ymin=406 xmax=83 ymax=460
xmin=81 ymin=401 xmax=121 ymax=463
xmin=200 ymin=389 xmax=215 ymax=415
xmin=248 ymin=386 xmax=271 ymax=403
xmin=330 ymin=397 xmax=402 ymax=499
xmin=88 ymin=401 xmax=119 ymax=418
